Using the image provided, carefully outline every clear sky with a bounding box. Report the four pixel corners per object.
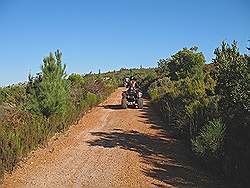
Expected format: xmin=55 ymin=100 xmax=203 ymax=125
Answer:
xmin=0 ymin=0 xmax=249 ymax=86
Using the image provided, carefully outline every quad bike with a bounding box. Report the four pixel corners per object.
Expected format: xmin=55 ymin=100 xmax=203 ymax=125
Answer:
xmin=121 ymin=88 xmax=143 ymax=109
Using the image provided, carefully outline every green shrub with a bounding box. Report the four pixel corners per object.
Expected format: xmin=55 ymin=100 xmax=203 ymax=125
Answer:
xmin=157 ymin=58 xmax=170 ymax=76
xmin=204 ymin=73 xmax=216 ymax=95
xmin=140 ymin=70 xmax=158 ymax=91
xmin=0 ymin=84 xmax=27 ymax=107
xmin=148 ymin=77 xmax=176 ymax=101
xmin=168 ymin=47 xmax=205 ymax=81
xmin=178 ymin=77 xmax=206 ymax=99
xmin=85 ymin=92 xmax=97 ymax=108
xmin=0 ymin=111 xmax=47 ymax=173
xmin=191 ymin=119 xmax=225 ymax=160
xmin=69 ymin=80 xmax=87 ymax=109
xmin=68 ymin=73 xmax=85 ymax=85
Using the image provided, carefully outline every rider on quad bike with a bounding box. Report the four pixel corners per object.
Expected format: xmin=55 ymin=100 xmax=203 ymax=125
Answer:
xmin=121 ymin=76 xmax=143 ymax=109
xmin=124 ymin=77 xmax=130 ymax=88
xmin=129 ymin=76 xmax=137 ymax=87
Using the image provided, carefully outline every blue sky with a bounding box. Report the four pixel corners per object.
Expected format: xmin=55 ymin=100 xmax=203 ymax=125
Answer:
xmin=0 ymin=0 xmax=249 ymax=86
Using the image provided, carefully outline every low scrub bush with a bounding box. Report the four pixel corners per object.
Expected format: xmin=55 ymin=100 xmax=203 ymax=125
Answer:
xmin=0 ymin=110 xmax=47 ymax=174
xmin=68 ymin=73 xmax=85 ymax=85
xmin=0 ymin=84 xmax=27 ymax=107
xmin=191 ymin=118 xmax=225 ymax=161
xmin=85 ymin=92 xmax=97 ymax=108
xmin=148 ymin=77 xmax=176 ymax=101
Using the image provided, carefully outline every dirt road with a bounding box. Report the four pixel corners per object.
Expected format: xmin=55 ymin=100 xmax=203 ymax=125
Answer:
xmin=1 ymin=88 xmax=222 ymax=187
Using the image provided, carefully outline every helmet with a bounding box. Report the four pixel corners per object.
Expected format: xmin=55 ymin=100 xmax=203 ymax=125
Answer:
xmin=130 ymin=76 xmax=135 ymax=80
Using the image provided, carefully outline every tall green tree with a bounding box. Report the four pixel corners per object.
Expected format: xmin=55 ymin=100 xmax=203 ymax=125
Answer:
xmin=215 ymin=41 xmax=249 ymax=125
xmin=26 ymin=50 xmax=70 ymax=118
xmin=214 ymin=41 xmax=250 ymax=181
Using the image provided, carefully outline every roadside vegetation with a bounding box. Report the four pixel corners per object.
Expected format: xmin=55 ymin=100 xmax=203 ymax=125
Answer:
xmin=0 ymin=41 xmax=249 ymax=186
xmin=147 ymin=41 xmax=249 ymax=186
xmin=0 ymin=49 xmax=152 ymax=181
xmin=0 ymin=50 xmax=119 ymax=180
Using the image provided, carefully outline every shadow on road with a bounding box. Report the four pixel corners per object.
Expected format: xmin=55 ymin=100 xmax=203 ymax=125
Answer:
xmin=102 ymin=104 xmax=144 ymax=110
xmin=102 ymin=104 xmax=123 ymax=110
xmin=87 ymin=102 xmax=223 ymax=187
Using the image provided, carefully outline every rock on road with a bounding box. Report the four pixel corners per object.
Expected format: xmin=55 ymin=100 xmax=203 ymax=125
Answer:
xmin=1 ymin=88 xmax=222 ymax=188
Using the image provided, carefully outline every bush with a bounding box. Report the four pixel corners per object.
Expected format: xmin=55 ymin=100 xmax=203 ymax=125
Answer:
xmin=204 ymin=73 xmax=216 ymax=95
xmin=85 ymin=92 xmax=97 ymax=108
xmin=0 ymin=111 xmax=47 ymax=174
xmin=168 ymin=47 xmax=205 ymax=81
xmin=140 ymin=70 xmax=158 ymax=91
xmin=148 ymin=77 xmax=176 ymax=101
xmin=157 ymin=59 xmax=170 ymax=76
xmin=191 ymin=118 xmax=225 ymax=161
xmin=68 ymin=73 xmax=85 ymax=85
xmin=148 ymin=47 xmax=210 ymax=138
xmin=69 ymin=78 xmax=87 ymax=109
xmin=0 ymin=84 xmax=27 ymax=107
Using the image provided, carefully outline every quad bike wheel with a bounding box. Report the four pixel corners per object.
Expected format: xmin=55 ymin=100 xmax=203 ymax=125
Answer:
xmin=138 ymin=98 xmax=143 ymax=109
xmin=121 ymin=98 xmax=128 ymax=109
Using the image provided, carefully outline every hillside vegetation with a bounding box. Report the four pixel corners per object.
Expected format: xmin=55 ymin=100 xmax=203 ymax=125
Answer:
xmin=0 ymin=51 xmax=152 ymax=180
xmin=147 ymin=41 xmax=249 ymax=186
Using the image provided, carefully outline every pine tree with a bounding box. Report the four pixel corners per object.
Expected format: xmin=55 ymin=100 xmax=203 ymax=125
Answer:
xmin=26 ymin=50 xmax=70 ymax=118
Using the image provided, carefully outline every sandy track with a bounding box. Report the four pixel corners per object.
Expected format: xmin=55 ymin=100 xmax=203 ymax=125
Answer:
xmin=1 ymin=88 xmax=222 ymax=187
